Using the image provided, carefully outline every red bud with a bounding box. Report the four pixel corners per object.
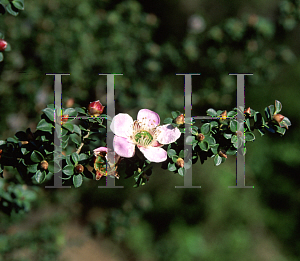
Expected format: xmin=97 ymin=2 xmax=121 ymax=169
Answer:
xmin=40 ymin=160 xmax=49 ymax=170
xmin=75 ymin=164 xmax=84 ymax=174
xmin=0 ymin=39 xmax=8 ymax=52
xmin=197 ymin=133 xmax=205 ymax=141
xmin=273 ymin=114 xmax=284 ymax=124
xmin=88 ymin=100 xmax=105 ymax=116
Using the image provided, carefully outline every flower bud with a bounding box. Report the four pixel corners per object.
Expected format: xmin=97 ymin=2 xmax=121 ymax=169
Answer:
xmin=66 ymin=98 xmax=74 ymax=108
xmin=88 ymin=100 xmax=105 ymax=116
xmin=175 ymin=114 xmax=185 ymax=125
xmin=197 ymin=133 xmax=205 ymax=141
xmin=218 ymin=150 xmax=227 ymax=158
xmin=0 ymin=149 xmax=2 ymax=154
xmin=176 ymin=158 xmax=184 ymax=168
xmin=75 ymin=164 xmax=84 ymax=174
xmin=236 ymin=131 xmax=243 ymax=137
xmin=0 ymin=39 xmax=8 ymax=52
xmin=40 ymin=160 xmax=48 ymax=170
xmin=220 ymin=110 xmax=227 ymax=120
xmin=61 ymin=114 xmax=69 ymax=125
xmin=244 ymin=107 xmax=251 ymax=115
xmin=273 ymin=114 xmax=284 ymax=124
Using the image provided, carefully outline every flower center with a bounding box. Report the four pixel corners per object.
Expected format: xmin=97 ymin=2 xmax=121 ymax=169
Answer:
xmin=134 ymin=131 xmax=153 ymax=146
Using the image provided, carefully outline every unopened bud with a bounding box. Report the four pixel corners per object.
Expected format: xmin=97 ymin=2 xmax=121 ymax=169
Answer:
xmin=40 ymin=160 xmax=48 ymax=170
xmin=20 ymin=141 xmax=29 ymax=145
xmin=219 ymin=150 xmax=227 ymax=158
xmin=61 ymin=114 xmax=69 ymax=124
xmin=244 ymin=107 xmax=251 ymax=115
xmin=197 ymin=133 xmax=205 ymax=141
xmin=0 ymin=149 xmax=2 ymax=154
xmin=236 ymin=131 xmax=243 ymax=137
xmin=0 ymin=39 xmax=8 ymax=52
xmin=176 ymin=158 xmax=184 ymax=168
xmin=220 ymin=110 xmax=227 ymax=120
xmin=175 ymin=114 xmax=185 ymax=125
xmin=75 ymin=164 xmax=84 ymax=174
xmin=88 ymin=100 xmax=105 ymax=116
xmin=273 ymin=114 xmax=284 ymax=124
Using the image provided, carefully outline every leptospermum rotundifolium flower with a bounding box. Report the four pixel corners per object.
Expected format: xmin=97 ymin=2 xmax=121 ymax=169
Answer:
xmin=110 ymin=109 xmax=181 ymax=163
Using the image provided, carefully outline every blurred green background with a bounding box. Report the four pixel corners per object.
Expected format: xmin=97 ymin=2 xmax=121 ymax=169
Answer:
xmin=0 ymin=0 xmax=300 ymax=260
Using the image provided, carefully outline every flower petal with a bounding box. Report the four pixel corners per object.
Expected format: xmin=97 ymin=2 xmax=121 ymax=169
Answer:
xmin=157 ymin=124 xmax=181 ymax=144
xmin=113 ymin=136 xmax=135 ymax=158
xmin=110 ymin=113 xmax=133 ymax=138
xmin=137 ymin=109 xmax=160 ymax=128
xmin=138 ymin=146 xmax=167 ymax=163
xmin=93 ymin=147 xmax=108 ymax=157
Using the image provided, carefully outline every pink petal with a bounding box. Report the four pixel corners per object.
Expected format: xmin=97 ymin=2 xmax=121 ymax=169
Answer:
xmin=138 ymin=146 xmax=167 ymax=163
xmin=110 ymin=113 xmax=133 ymax=138
xmin=113 ymin=135 xmax=135 ymax=158
xmin=157 ymin=124 xmax=181 ymax=144
xmin=93 ymin=147 xmax=108 ymax=156
xmin=137 ymin=109 xmax=160 ymax=128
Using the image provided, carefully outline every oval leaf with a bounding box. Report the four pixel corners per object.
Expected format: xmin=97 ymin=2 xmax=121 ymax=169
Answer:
xmin=30 ymin=151 xmax=44 ymax=163
xmin=73 ymin=174 xmax=83 ymax=188
xmin=35 ymin=170 xmax=46 ymax=183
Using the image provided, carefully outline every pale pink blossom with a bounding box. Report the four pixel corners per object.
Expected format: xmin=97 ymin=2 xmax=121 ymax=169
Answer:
xmin=110 ymin=109 xmax=181 ymax=163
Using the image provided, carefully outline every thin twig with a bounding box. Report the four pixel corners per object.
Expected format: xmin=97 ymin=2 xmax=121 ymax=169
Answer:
xmin=76 ymin=129 xmax=90 ymax=154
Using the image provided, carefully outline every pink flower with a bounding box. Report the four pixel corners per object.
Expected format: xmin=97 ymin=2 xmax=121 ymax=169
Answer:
xmin=110 ymin=109 xmax=181 ymax=163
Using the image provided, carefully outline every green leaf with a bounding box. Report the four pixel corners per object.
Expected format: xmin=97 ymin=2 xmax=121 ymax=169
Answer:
xmin=164 ymin=117 xmax=173 ymax=124
xmin=185 ymin=136 xmax=195 ymax=145
xmin=201 ymin=123 xmax=210 ymax=135
xmin=63 ymin=108 xmax=77 ymax=117
xmin=204 ymin=136 xmax=216 ymax=146
xmin=73 ymin=175 xmax=83 ymax=188
xmin=167 ymin=149 xmax=176 ymax=157
xmin=268 ymin=105 xmax=274 ymax=116
xmin=47 ymin=160 xmax=61 ymax=173
xmin=172 ymin=155 xmax=178 ymax=163
xmin=71 ymin=152 xmax=79 ymax=164
xmin=184 ymin=159 xmax=192 ymax=169
xmin=37 ymin=119 xmax=53 ymax=132
xmin=230 ymin=120 xmax=238 ymax=132
xmin=75 ymin=107 xmax=86 ymax=114
xmin=12 ymin=0 xmax=24 ymax=10
xmin=63 ymin=165 xmax=74 ymax=176
xmin=42 ymin=108 xmax=55 ymax=122
xmin=79 ymin=153 xmax=89 ymax=161
xmin=214 ymin=154 xmax=222 ymax=166
xmin=227 ymin=111 xmax=237 ymax=117
xmin=27 ymin=164 xmax=38 ymax=173
xmin=274 ymin=100 xmax=282 ymax=114
xmin=7 ymin=137 xmax=18 ymax=143
xmin=0 ymin=52 xmax=3 ymax=62
xmin=21 ymin=147 xmax=30 ymax=155
xmin=206 ymin=108 xmax=217 ymax=117
xmin=210 ymin=144 xmax=219 ymax=154
xmin=73 ymin=125 xmax=81 ymax=135
xmin=35 ymin=170 xmax=46 ymax=183
xmin=168 ymin=162 xmax=177 ymax=171
xmin=223 ymin=133 xmax=232 ymax=139
xmin=70 ymin=133 xmax=81 ymax=146
xmin=264 ymin=107 xmax=270 ymax=119
xmin=210 ymin=121 xmax=218 ymax=128
xmin=6 ymin=3 xmax=19 ymax=16
xmin=63 ymin=122 xmax=74 ymax=133
xmin=245 ymin=132 xmax=255 ymax=142
xmin=30 ymin=151 xmax=44 ymax=163
xmin=66 ymin=155 xmax=72 ymax=166
xmin=226 ymin=149 xmax=237 ymax=155
xmin=178 ymin=168 xmax=185 ymax=176
xmin=178 ymin=150 xmax=184 ymax=158
xmin=199 ymin=141 xmax=209 ymax=151
xmin=245 ymin=118 xmax=251 ymax=130
xmin=171 ymin=111 xmax=179 ymax=119
xmin=275 ymin=126 xmax=286 ymax=135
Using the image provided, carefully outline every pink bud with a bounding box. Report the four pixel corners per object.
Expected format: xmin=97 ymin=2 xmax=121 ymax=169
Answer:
xmin=88 ymin=100 xmax=105 ymax=116
xmin=0 ymin=39 xmax=7 ymax=52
